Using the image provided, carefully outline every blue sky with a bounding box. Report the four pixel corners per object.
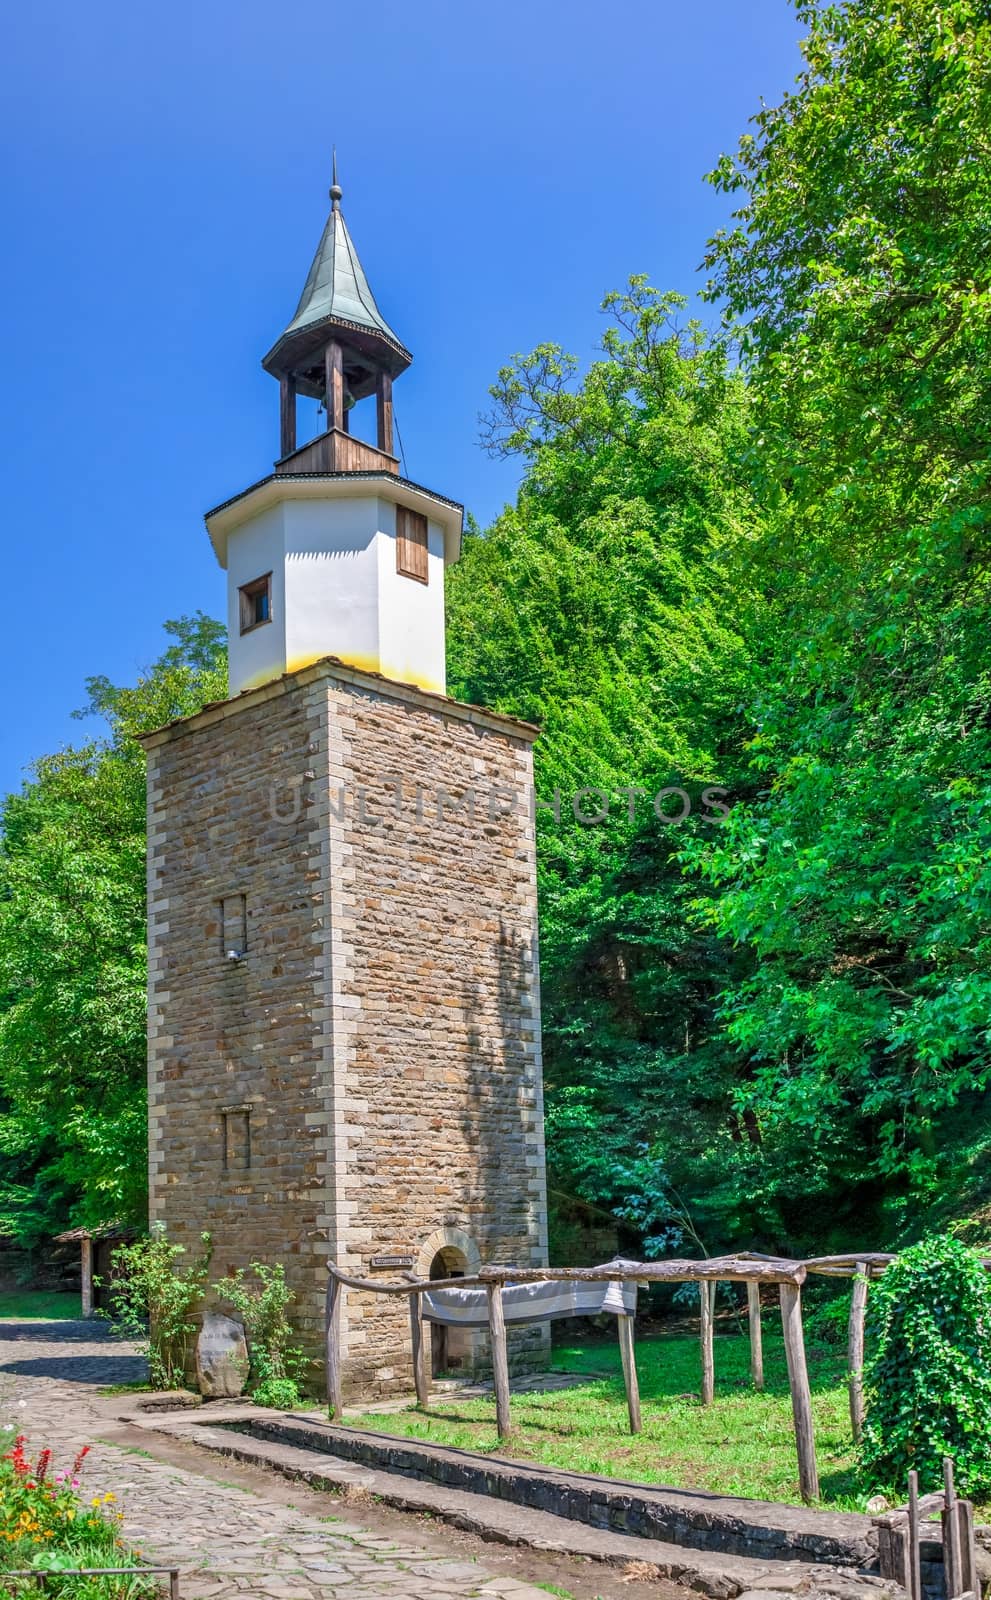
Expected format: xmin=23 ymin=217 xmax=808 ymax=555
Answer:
xmin=1 ymin=0 xmax=802 ymax=795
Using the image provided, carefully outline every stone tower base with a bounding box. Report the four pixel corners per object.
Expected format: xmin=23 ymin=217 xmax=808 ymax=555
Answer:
xmin=141 ymin=657 xmax=550 ymax=1398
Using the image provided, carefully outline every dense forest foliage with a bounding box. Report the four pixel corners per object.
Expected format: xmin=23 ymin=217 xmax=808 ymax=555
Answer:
xmin=0 ymin=619 xmax=226 ymax=1247
xmin=2 ymin=0 xmax=990 ymax=1260
xmin=450 ymin=0 xmax=991 ymax=1258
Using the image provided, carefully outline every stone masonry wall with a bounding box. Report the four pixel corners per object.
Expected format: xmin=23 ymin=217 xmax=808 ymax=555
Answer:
xmin=324 ymin=676 xmax=548 ymax=1393
xmin=144 ymin=658 xmax=548 ymax=1398
xmin=145 ymin=677 xmax=332 ymax=1360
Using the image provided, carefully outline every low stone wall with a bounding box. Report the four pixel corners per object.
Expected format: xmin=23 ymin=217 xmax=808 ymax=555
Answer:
xmin=227 ymin=1415 xmax=879 ymax=1569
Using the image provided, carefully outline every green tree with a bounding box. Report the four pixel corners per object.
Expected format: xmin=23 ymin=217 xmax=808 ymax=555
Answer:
xmin=688 ymin=0 xmax=991 ymax=1211
xmin=0 ymin=615 xmax=225 ymax=1248
xmin=448 ymin=282 xmax=766 ymax=1250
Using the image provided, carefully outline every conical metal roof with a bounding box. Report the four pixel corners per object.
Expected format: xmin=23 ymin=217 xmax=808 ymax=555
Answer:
xmin=262 ymin=169 xmax=412 ymax=387
xmin=285 ymin=207 xmax=404 ymax=349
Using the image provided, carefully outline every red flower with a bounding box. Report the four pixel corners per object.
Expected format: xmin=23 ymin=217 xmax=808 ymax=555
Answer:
xmin=71 ymin=1444 xmax=91 ymax=1476
xmin=36 ymin=1448 xmax=52 ymax=1484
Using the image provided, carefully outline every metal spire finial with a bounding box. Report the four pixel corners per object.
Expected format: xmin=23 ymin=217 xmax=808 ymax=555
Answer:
xmin=329 ymin=148 xmax=342 ymax=210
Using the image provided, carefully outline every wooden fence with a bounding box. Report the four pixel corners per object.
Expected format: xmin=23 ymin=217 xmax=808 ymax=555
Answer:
xmin=326 ymin=1255 xmax=823 ymax=1497
xmin=326 ymin=1246 xmax=979 ymax=1506
xmin=5 ymin=1567 xmax=180 ymax=1596
xmin=737 ymin=1251 xmax=896 ymax=1448
xmin=875 ymin=1458 xmax=979 ymax=1600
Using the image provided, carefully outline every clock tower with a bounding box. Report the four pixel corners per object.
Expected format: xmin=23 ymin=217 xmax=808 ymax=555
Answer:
xmin=140 ymin=169 xmax=549 ymax=1397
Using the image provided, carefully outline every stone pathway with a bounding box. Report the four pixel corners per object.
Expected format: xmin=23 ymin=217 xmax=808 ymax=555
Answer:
xmin=0 ymin=1320 xmax=554 ymax=1599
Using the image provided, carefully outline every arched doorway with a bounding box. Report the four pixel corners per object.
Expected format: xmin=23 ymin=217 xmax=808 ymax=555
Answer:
xmin=417 ymin=1228 xmax=482 ymax=1379
xmin=429 ymin=1245 xmax=467 ymax=1377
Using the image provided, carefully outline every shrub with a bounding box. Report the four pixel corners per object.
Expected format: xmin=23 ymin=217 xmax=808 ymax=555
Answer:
xmin=249 ymin=1377 xmax=301 ymax=1410
xmin=805 ymin=1290 xmax=852 ymax=1348
xmin=213 ymin=1262 xmax=304 ymax=1407
xmin=0 ymin=1432 xmax=154 ymax=1597
xmin=102 ymin=1227 xmax=212 ymax=1389
xmin=861 ymin=1235 xmax=991 ymax=1497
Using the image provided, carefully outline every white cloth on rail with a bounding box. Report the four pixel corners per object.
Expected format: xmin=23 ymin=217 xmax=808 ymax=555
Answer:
xmin=420 ymin=1261 xmax=638 ymax=1328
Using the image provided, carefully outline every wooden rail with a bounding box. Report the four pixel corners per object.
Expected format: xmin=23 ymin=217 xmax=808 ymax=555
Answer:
xmin=327 ymin=1257 xmax=806 ymax=1296
xmin=6 ymin=1567 xmax=180 ymax=1596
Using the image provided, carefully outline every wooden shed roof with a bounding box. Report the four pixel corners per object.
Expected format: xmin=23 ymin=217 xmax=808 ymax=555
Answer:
xmin=54 ymin=1224 xmax=132 ymax=1244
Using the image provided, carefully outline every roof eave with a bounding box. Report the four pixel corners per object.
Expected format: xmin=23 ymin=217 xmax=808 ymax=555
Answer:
xmin=204 ymin=471 xmax=464 ymax=569
xmin=261 ymin=314 xmax=413 ymax=382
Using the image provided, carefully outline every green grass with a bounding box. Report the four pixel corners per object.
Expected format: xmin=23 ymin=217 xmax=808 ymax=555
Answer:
xmin=0 ymin=1290 xmax=82 ymax=1320
xmin=349 ymin=1329 xmax=862 ymax=1510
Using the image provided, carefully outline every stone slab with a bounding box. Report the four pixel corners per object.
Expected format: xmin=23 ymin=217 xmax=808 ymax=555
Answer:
xmin=197 ymin=1313 xmax=249 ymax=1398
xmin=136 ymin=1389 xmax=205 ymax=1411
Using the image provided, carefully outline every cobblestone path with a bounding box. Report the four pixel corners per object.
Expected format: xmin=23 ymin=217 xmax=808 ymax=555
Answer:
xmin=0 ymin=1320 xmax=552 ymax=1600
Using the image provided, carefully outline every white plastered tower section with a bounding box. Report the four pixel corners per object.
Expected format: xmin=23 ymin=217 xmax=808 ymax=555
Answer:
xmin=207 ymin=477 xmax=462 ymax=700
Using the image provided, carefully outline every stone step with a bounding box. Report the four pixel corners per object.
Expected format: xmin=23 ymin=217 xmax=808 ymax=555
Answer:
xmin=135 ymin=1409 xmax=894 ymax=1600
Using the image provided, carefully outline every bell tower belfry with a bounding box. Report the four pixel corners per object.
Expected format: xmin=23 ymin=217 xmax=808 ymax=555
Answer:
xmin=211 ymin=163 xmax=462 ymax=700
xmin=263 ymin=155 xmax=409 ymax=462
xmin=141 ymin=165 xmax=549 ymax=1401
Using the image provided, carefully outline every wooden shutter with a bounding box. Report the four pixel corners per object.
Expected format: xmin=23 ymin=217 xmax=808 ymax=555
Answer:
xmin=396 ymin=506 xmax=429 ymax=583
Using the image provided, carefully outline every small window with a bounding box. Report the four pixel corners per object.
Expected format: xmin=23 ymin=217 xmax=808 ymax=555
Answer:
xmin=396 ymin=507 xmax=429 ymax=584
xmin=239 ymin=573 xmax=272 ymax=633
xmin=221 ymin=1106 xmax=251 ymax=1171
xmin=218 ymin=895 xmax=247 ymax=959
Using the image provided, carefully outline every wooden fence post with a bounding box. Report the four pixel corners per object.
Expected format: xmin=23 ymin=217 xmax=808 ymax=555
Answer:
xmin=409 ymin=1291 xmax=429 ymax=1408
xmin=80 ymin=1237 xmax=94 ymax=1319
xmin=747 ymin=1281 xmax=764 ymax=1391
xmin=325 ymin=1272 xmax=343 ymax=1420
xmin=617 ymin=1314 xmax=642 ymax=1434
xmin=943 ymin=1457 xmax=962 ymax=1600
xmin=700 ymin=1280 xmax=715 ymax=1405
xmin=847 ymin=1261 xmax=869 ymax=1443
xmin=907 ymin=1470 xmax=922 ymax=1600
xmin=779 ymin=1283 xmax=819 ymax=1503
xmin=956 ymin=1496 xmax=977 ymax=1599
xmin=486 ymin=1283 xmax=512 ymax=1439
